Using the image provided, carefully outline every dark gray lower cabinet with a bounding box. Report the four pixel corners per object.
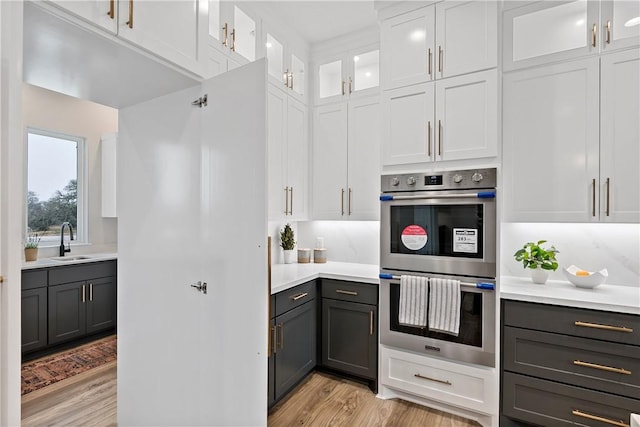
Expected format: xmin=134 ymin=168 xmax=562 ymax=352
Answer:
xmin=86 ymin=276 xmax=117 ymax=334
xmin=21 ymin=287 xmax=48 ymax=353
xmin=48 ymin=281 xmax=87 ymax=345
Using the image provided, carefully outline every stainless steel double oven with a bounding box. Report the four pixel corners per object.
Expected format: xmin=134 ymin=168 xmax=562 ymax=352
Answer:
xmin=379 ymin=168 xmax=497 ymax=367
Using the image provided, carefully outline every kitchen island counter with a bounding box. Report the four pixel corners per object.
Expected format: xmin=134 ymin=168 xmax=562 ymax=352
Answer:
xmin=272 ymin=262 xmax=379 ymax=294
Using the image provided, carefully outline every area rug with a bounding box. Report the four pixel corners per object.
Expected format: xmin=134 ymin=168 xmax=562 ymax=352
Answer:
xmin=21 ymin=335 xmax=117 ymax=395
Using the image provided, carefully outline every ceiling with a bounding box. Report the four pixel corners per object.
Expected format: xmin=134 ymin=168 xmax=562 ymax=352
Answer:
xmin=262 ymin=1 xmax=379 ymax=45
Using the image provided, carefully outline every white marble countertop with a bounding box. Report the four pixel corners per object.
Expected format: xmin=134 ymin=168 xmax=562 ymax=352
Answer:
xmin=501 ymin=276 xmax=640 ymax=315
xmin=22 ymin=252 xmax=118 ymax=270
xmin=271 ymin=261 xmax=379 ymax=294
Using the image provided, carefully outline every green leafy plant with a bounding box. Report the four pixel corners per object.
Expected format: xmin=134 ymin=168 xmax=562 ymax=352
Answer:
xmin=25 ymin=232 xmax=41 ymax=249
xmin=280 ymin=223 xmax=296 ymax=251
xmin=514 ymin=240 xmax=559 ymax=271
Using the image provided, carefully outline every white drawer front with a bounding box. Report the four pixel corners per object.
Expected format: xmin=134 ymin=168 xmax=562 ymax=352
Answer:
xmin=381 ymin=346 xmax=496 ymax=414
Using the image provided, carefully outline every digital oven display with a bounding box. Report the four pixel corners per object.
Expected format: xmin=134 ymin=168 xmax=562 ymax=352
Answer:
xmin=424 ymin=175 xmax=443 ymax=186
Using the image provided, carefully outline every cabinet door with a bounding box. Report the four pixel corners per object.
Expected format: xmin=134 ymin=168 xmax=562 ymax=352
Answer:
xmin=435 ymin=69 xmax=497 ymax=162
xmin=318 ymin=58 xmax=345 ymax=103
xmin=86 ymin=276 xmax=117 ymax=334
xmin=290 ymin=53 xmax=305 ymax=99
xmin=205 ymin=45 xmax=228 ymax=79
xmin=347 ymin=97 xmax=381 ymax=220
xmin=267 ymin=84 xmax=287 ymax=220
xmin=117 ymin=0 xmax=202 ymax=72
xmin=266 ymin=33 xmax=285 ymax=87
xmin=503 ymin=0 xmax=599 ymax=71
xmin=381 ymin=6 xmax=435 ymax=89
xmin=48 ymin=0 xmax=118 ymax=34
xmin=22 ymin=288 xmax=48 ymax=353
xmin=48 ymin=281 xmax=87 ymax=345
xmin=312 ymin=103 xmax=348 ymax=219
xmin=503 ymin=58 xmax=600 ymax=222
xmin=600 ymin=49 xmax=640 ymax=223
xmin=435 ymin=1 xmax=497 ymax=78
xmin=286 ymin=97 xmax=308 ymax=220
xmin=382 ymin=83 xmax=435 ymax=166
xmin=601 ymin=1 xmax=640 ymax=52
xmin=322 ymin=299 xmax=377 ymax=380
xmin=274 ymin=301 xmax=316 ymax=402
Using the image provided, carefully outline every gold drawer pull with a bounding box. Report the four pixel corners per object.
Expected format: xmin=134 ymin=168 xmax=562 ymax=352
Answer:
xmin=575 ymin=321 xmax=633 ymax=333
xmin=574 ymin=360 xmax=631 ymax=375
xmin=336 ymin=289 xmax=358 ymax=296
xmin=572 ymin=409 xmax=629 ymax=427
xmin=291 ymin=292 xmax=308 ymax=301
xmin=414 ymin=373 xmax=451 ymax=386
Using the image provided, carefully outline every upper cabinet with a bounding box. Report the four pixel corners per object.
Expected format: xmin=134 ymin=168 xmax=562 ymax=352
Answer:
xmin=265 ymin=30 xmax=306 ymax=101
xmin=381 ymin=1 xmax=497 ymax=90
xmin=503 ymin=0 xmax=640 ymax=71
xmin=316 ymin=46 xmax=380 ymax=105
xmin=47 ymin=0 xmax=206 ymax=74
xmin=208 ymin=1 xmax=259 ymax=66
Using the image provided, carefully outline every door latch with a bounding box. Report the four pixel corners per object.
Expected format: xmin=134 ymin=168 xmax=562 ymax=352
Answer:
xmin=190 ymin=281 xmax=207 ymax=294
xmin=191 ymin=94 xmax=208 ymax=108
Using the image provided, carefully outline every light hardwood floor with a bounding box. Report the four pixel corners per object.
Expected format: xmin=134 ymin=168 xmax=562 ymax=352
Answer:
xmin=22 ymin=366 xmax=480 ymax=426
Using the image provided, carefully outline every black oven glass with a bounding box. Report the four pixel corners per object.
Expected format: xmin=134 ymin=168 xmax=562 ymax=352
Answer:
xmin=389 ymin=204 xmax=484 ymax=259
xmin=389 ymin=283 xmax=483 ymax=348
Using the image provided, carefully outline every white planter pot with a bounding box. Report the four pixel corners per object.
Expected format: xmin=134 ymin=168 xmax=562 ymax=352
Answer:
xmin=283 ymin=249 xmax=295 ymax=264
xmin=530 ymin=267 xmax=549 ymax=284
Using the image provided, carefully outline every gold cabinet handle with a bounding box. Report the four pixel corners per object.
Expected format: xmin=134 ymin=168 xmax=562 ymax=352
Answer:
xmin=592 ymin=178 xmax=597 ymax=217
xmin=341 ymin=188 xmax=345 ymax=216
xmin=283 ymin=69 xmax=289 ymax=87
xmin=349 ymin=77 xmax=352 ymax=94
xmin=348 ymin=188 xmax=352 ymax=216
xmin=575 ymin=321 xmax=633 ymax=333
xmin=270 ymin=325 xmax=277 ymax=355
xmin=89 ymin=283 xmax=93 ymax=302
xmin=428 ymin=48 xmax=432 ymax=77
xmin=341 ymin=80 xmax=345 ymax=96
xmin=572 ymin=410 xmax=629 ymax=427
xmin=606 ymin=20 xmax=611 ymax=44
xmin=0 ymin=275 xmax=4 ymax=283
xmin=107 ymin=0 xmax=114 ymax=19
xmin=427 ymin=121 xmax=432 ymax=157
xmin=230 ymin=28 xmax=236 ymax=52
xmin=223 ymin=23 xmax=228 ymax=47
xmin=574 ymin=360 xmax=631 ymax=375
xmin=369 ymin=311 xmax=374 ymax=336
xmin=438 ymin=119 xmax=442 ymax=156
xmin=606 ymin=177 xmax=610 ymax=216
xmin=82 ymin=284 xmax=86 ymax=303
xmin=291 ymin=292 xmax=308 ymax=301
xmin=284 ymin=187 xmax=289 ymax=215
xmin=414 ymin=373 xmax=452 ymax=385
xmin=126 ymin=0 xmax=133 ymax=28
xmin=438 ymin=45 xmax=443 ymax=74
xmin=336 ymin=289 xmax=358 ymax=296
xmin=289 ymin=187 xmax=293 ymax=215
xmin=592 ymin=23 xmax=597 ymax=48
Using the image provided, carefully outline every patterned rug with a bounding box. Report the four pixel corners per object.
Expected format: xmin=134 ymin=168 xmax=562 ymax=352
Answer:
xmin=21 ymin=335 xmax=117 ymax=395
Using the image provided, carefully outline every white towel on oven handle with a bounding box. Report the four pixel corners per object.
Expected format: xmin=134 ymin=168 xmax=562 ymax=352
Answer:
xmin=398 ymin=275 xmax=429 ymax=328
xmin=428 ymin=278 xmax=461 ymax=336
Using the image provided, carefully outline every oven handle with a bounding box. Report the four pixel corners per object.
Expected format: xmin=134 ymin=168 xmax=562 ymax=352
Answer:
xmin=379 ymin=273 xmax=494 ymax=290
xmin=380 ymin=191 xmax=495 ymax=202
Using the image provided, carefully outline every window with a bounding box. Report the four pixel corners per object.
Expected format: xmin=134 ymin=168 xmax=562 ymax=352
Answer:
xmin=26 ymin=129 xmax=86 ymax=245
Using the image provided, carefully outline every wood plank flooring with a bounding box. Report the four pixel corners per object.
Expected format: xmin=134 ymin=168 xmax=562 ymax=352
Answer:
xmin=22 ymin=366 xmax=480 ymax=426
xmin=268 ymin=372 xmax=481 ymax=427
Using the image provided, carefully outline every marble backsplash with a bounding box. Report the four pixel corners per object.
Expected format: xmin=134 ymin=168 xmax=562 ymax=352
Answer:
xmin=501 ymin=223 xmax=640 ymax=287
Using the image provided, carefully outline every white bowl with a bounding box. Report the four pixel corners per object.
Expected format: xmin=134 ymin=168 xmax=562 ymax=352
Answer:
xmin=563 ymin=265 xmax=608 ymax=289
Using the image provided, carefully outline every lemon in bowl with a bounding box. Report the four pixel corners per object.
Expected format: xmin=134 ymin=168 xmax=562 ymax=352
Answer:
xmin=563 ymin=265 xmax=608 ymax=289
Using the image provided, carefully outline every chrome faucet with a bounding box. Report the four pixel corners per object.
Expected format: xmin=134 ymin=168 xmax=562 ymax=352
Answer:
xmin=59 ymin=222 xmax=74 ymax=256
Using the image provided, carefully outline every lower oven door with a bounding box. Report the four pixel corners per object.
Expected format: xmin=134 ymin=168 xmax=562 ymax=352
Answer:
xmin=380 ymin=270 xmax=495 ymax=367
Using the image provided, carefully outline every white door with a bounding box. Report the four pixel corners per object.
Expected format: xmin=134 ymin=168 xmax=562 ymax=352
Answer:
xmin=117 ymin=60 xmax=267 ymax=426
xmin=600 ymin=49 xmax=640 ymax=223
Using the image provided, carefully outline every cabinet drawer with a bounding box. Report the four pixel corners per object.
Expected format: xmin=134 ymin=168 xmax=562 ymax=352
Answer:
xmin=22 ymin=269 xmax=47 ymax=290
xmin=504 ymin=326 xmax=640 ymax=399
xmin=380 ymin=346 xmax=495 ymax=414
xmin=503 ymin=300 xmax=640 ymax=346
xmin=503 ymin=372 xmax=640 ymax=427
xmin=321 ymin=279 xmax=378 ymax=305
xmin=49 ymin=260 xmax=117 ymax=286
xmin=275 ymin=281 xmax=316 ymax=318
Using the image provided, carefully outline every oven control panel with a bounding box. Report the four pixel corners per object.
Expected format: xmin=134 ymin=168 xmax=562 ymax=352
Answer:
xmin=381 ymin=168 xmax=497 ymax=192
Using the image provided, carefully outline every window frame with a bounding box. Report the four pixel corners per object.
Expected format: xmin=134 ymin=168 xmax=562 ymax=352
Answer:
xmin=24 ymin=127 xmax=88 ymax=246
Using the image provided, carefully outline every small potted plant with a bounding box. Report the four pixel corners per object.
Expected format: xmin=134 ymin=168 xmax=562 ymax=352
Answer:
xmin=24 ymin=232 xmax=41 ymax=262
xmin=514 ymin=240 xmax=559 ymax=284
xmin=280 ymin=223 xmax=296 ymax=264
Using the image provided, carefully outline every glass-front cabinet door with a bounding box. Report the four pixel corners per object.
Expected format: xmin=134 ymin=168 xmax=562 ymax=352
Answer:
xmin=290 ymin=54 xmax=305 ymax=97
xmin=233 ymin=5 xmax=256 ymax=62
xmin=266 ymin=33 xmax=285 ymax=85
xmin=352 ymin=49 xmax=380 ymax=94
xmin=316 ymin=47 xmax=379 ymax=104
xmin=601 ymin=0 xmax=640 ymax=52
xmin=318 ymin=60 xmax=344 ymax=100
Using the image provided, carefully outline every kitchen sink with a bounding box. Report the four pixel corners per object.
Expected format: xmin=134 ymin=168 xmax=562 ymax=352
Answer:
xmin=50 ymin=255 xmax=94 ymax=262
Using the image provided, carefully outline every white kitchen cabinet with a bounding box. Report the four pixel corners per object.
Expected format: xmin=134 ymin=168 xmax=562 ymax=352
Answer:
xmin=48 ymin=0 xmax=118 ymax=34
xmin=101 ymin=133 xmax=117 ymax=218
xmin=316 ymin=46 xmax=380 ymax=105
xmin=383 ymin=69 xmax=497 ymax=166
xmin=503 ymin=0 xmax=639 ymax=71
xmin=381 ymin=1 xmax=497 ymax=90
xmin=599 ymin=49 xmax=640 ymax=222
xmin=268 ymin=84 xmax=308 ymax=220
xmin=265 ymin=31 xmax=306 ymax=101
xmin=205 ymin=43 xmax=241 ymax=79
xmin=312 ymin=97 xmax=381 ymax=220
xmin=209 ymin=2 xmax=258 ymax=66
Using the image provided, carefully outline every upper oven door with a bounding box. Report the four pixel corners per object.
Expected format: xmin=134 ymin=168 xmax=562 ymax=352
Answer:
xmin=380 ymin=190 xmax=496 ymax=278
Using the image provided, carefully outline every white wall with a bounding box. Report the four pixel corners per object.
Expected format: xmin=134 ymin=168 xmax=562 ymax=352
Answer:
xmin=22 ymin=84 xmax=118 ymax=257
xmin=501 ymin=222 xmax=640 ymax=286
